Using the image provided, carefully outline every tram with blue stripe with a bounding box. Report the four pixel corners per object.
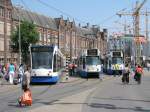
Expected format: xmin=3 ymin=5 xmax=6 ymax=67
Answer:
xmin=103 ymin=50 xmax=124 ymax=75
xmin=77 ymin=49 xmax=102 ymax=77
xmin=29 ymin=45 xmax=65 ymax=83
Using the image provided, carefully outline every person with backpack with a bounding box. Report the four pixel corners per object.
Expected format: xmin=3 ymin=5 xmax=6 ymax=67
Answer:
xmin=134 ymin=65 xmax=143 ymax=84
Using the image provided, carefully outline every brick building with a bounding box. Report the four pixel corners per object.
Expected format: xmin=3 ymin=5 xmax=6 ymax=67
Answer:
xmin=0 ymin=0 xmax=108 ymax=65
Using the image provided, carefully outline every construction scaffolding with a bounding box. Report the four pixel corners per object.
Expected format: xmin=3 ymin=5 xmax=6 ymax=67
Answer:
xmin=116 ymin=0 xmax=148 ymax=65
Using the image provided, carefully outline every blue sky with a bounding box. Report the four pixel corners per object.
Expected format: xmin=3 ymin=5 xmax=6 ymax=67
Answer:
xmin=12 ymin=0 xmax=150 ymax=35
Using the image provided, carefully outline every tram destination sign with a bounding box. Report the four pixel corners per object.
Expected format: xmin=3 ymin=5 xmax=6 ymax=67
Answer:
xmin=31 ymin=46 xmax=53 ymax=52
xmin=112 ymin=51 xmax=121 ymax=57
xmin=87 ymin=49 xmax=98 ymax=56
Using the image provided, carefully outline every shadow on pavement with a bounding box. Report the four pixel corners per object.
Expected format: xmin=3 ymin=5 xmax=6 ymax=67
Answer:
xmin=88 ymin=103 xmax=150 ymax=111
xmin=92 ymin=97 xmax=150 ymax=103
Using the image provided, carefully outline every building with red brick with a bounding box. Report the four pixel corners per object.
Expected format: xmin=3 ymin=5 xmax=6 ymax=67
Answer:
xmin=0 ymin=0 xmax=108 ymax=65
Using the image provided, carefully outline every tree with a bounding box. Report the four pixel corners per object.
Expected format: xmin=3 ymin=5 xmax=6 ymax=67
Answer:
xmin=11 ymin=20 xmax=39 ymax=64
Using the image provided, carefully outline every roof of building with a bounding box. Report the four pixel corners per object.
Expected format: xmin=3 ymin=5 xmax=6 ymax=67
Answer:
xmin=11 ymin=7 xmax=105 ymax=39
xmin=0 ymin=0 xmax=12 ymax=7
xmin=76 ymin=27 xmax=95 ymax=39
xmin=12 ymin=7 xmax=58 ymax=31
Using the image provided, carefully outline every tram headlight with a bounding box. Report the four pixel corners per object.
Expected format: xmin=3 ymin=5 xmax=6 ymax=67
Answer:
xmin=120 ymin=66 xmax=122 ymax=70
xmin=33 ymin=71 xmax=36 ymax=76
xmin=48 ymin=71 xmax=52 ymax=76
xmin=97 ymin=68 xmax=99 ymax=71
xmin=87 ymin=68 xmax=89 ymax=71
xmin=111 ymin=65 xmax=114 ymax=70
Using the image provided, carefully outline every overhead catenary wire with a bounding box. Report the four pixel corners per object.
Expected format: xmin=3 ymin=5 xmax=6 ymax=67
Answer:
xmin=16 ymin=0 xmax=144 ymax=33
xmin=16 ymin=0 xmax=129 ymax=29
xmin=20 ymin=0 xmax=34 ymax=22
xmin=35 ymin=0 xmax=126 ymax=27
xmin=35 ymin=0 xmax=87 ymax=24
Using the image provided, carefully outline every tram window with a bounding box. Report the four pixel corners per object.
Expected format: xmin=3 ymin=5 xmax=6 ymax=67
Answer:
xmin=83 ymin=58 xmax=86 ymax=69
xmin=53 ymin=54 xmax=57 ymax=72
xmin=53 ymin=54 xmax=63 ymax=72
xmin=109 ymin=60 xmax=111 ymax=68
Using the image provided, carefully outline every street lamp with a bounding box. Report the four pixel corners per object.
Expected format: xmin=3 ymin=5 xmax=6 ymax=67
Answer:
xmin=16 ymin=5 xmax=23 ymax=65
xmin=19 ymin=14 xmax=21 ymax=65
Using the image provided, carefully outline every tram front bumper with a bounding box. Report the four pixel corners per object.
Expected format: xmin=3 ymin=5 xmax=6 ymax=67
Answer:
xmin=30 ymin=76 xmax=59 ymax=83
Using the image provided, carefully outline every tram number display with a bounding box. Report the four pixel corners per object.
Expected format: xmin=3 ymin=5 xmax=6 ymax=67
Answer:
xmin=87 ymin=49 xmax=98 ymax=56
xmin=112 ymin=52 xmax=121 ymax=57
xmin=31 ymin=47 xmax=53 ymax=52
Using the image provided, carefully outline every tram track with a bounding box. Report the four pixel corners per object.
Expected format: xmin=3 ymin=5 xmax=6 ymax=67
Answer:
xmin=81 ymin=76 xmax=118 ymax=112
xmin=0 ymin=77 xmax=84 ymax=102
xmin=0 ymin=76 xmax=114 ymax=112
xmin=29 ymin=78 xmax=104 ymax=110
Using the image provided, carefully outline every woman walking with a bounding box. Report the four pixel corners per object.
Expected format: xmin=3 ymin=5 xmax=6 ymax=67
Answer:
xmin=134 ymin=65 xmax=143 ymax=84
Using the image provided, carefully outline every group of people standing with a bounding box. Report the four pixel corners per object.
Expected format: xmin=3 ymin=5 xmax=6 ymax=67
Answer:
xmin=0 ymin=62 xmax=32 ymax=106
xmin=68 ymin=63 xmax=77 ymax=76
xmin=0 ymin=62 xmax=30 ymax=86
xmin=122 ymin=64 xmax=143 ymax=84
xmin=0 ymin=62 xmax=17 ymax=84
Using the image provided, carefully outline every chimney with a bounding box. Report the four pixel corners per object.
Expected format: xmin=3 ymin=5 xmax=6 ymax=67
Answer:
xmin=103 ymin=29 xmax=107 ymax=33
xmin=78 ymin=23 xmax=81 ymax=27
xmin=87 ymin=23 xmax=89 ymax=28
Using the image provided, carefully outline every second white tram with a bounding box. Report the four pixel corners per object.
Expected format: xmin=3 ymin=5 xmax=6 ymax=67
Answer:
xmin=77 ymin=49 xmax=102 ymax=77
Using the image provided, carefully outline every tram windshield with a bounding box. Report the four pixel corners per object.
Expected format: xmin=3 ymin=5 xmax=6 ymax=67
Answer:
xmin=32 ymin=52 xmax=53 ymax=69
xmin=112 ymin=57 xmax=123 ymax=64
xmin=86 ymin=56 xmax=101 ymax=65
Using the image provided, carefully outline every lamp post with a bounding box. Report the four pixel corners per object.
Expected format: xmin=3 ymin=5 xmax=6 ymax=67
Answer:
xmin=19 ymin=14 xmax=21 ymax=65
xmin=4 ymin=0 xmax=7 ymax=65
xmin=16 ymin=5 xmax=23 ymax=65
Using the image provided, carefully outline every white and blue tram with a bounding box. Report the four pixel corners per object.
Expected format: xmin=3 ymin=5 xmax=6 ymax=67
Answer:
xmin=77 ymin=49 xmax=102 ymax=77
xmin=103 ymin=50 xmax=124 ymax=75
xmin=30 ymin=45 xmax=65 ymax=83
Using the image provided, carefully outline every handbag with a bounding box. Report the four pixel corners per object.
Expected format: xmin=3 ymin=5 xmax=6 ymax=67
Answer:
xmin=4 ymin=73 xmax=9 ymax=81
xmin=131 ymin=71 xmax=135 ymax=77
xmin=134 ymin=73 xmax=138 ymax=81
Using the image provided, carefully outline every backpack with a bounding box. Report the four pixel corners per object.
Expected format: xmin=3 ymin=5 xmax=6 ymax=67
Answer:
xmin=4 ymin=73 xmax=9 ymax=81
xmin=136 ymin=67 xmax=142 ymax=74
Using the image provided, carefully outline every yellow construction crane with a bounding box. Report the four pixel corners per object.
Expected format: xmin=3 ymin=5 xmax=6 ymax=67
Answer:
xmin=114 ymin=21 xmax=133 ymax=34
xmin=116 ymin=0 xmax=147 ymax=65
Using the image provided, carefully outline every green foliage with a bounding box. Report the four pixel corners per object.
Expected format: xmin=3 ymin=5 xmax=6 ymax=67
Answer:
xmin=11 ymin=20 xmax=39 ymax=63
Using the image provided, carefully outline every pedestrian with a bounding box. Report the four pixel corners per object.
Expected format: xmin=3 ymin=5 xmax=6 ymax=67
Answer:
xmin=134 ymin=65 xmax=143 ymax=84
xmin=0 ymin=64 xmax=3 ymax=78
xmin=2 ymin=65 xmax=6 ymax=75
xmin=18 ymin=84 xmax=32 ymax=106
xmin=8 ymin=62 xmax=15 ymax=84
xmin=114 ymin=64 xmax=119 ymax=77
xmin=72 ymin=63 xmax=75 ymax=76
xmin=24 ymin=66 xmax=31 ymax=88
xmin=3 ymin=65 xmax=9 ymax=82
xmin=18 ymin=64 xmax=24 ymax=83
xmin=68 ymin=63 xmax=73 ymax=76
xmin=99 ymin=64 xmax=103 ymax=81
xmin=147 ymin=62 xmax=150 ymax=71
xmin=122 ymin=64 xmax=130 ymax=84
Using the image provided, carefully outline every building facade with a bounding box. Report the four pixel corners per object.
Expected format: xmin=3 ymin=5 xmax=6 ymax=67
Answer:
xmin=0 ymin=0 xmax=18 ymax=65
xmin=0 ymin=0 xmax=108 ymax=65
